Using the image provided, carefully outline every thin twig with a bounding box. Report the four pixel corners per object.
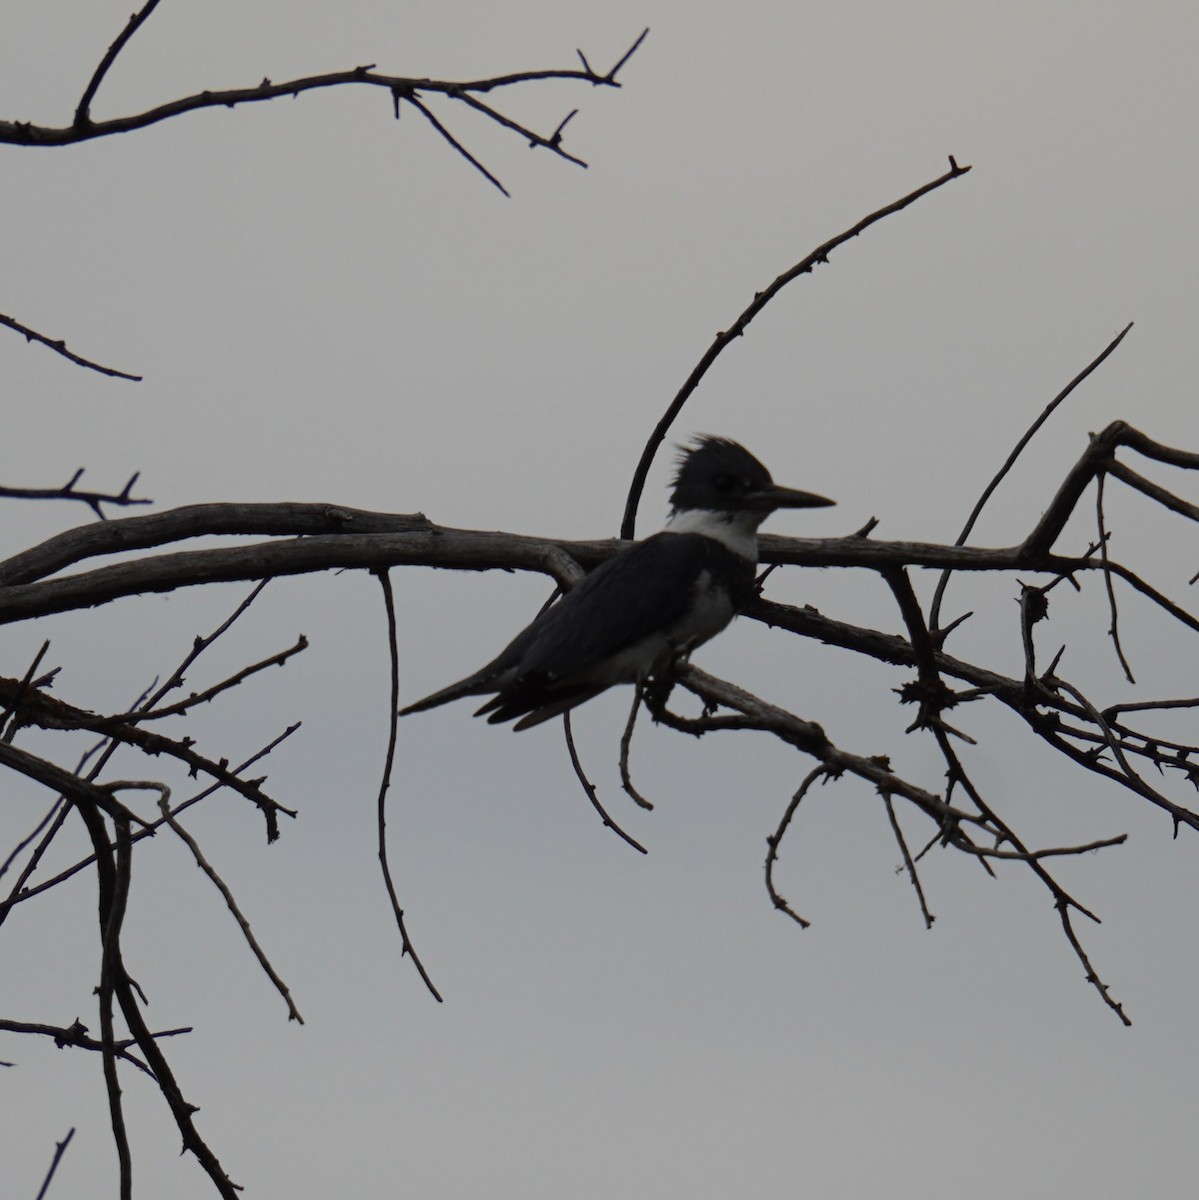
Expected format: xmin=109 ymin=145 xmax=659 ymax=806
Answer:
xmin=157 ymin=789 xmax=304 ymax=1023
xmin=75 ymin=0 xmax=164 ymax=126
xmin=93 ymin=635 xmax=308 ymax=725
xmin=0 ymin=471 xmax=149 ymax=519
xmin=1096 ymin=472 xmax=1136 ymax=683
xmin=0 ymin=314 xmax=142 ymax=381
xmin=34 ymin=1127 xmax=75 ymax=1200
xmin=562 ymin=713 xmax=647 ymax=854
xmin=0 ymin=724 xmax=302 ymax=917
xmin=962 ymin=834 xmax=1127 ymax=860
xmin=1055 ymin=896 xmax=1131 ymax=1026
xmin=764 ymin=767 xmax=824 ymax=928
xmin=139 ymin=579 xmax=274 ymax=709
xmin=375 ymin=570 xmax=443 ymax=1002
xmin=0 ymin=639 xmax=50 ymax=743
xmin=883 ymin=793 xmax=934 ymax=928
xmin=452 ymin=91 xmax=587 ymax=167
xmin=405 ymin=93 xmax=511 ymax=196
xmin=0 ymin=1018 xmax=190 ymax=1078
xmin=618 ymin=685 xmax=653 ymax=810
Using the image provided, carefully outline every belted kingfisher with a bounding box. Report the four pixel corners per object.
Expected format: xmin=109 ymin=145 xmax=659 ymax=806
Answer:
xmin=400 ymin=435 xmax=834 ymax=730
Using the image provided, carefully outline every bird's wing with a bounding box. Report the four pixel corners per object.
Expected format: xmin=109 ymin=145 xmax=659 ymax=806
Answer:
xmin=492 ymin=531 xmax=744 ymax=683
xmin=399 ymin=533 xmax=749 ymax=719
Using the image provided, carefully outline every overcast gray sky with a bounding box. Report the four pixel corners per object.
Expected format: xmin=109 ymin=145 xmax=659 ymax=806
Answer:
xmin=4 ymin=2 xmax=1199 ymax=1197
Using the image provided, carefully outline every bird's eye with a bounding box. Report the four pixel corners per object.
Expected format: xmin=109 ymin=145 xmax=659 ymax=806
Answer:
xmin=713 ymin=473 xmax=739 ymax=493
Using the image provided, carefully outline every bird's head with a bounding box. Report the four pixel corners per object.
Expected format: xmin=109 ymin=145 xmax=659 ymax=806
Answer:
xmin=670 ymin=435 xmax=834 ymax=526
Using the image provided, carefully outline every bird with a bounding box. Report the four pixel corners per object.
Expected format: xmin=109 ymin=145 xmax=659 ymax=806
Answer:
xmin=399 ymin=435 xmax=834 ymax=731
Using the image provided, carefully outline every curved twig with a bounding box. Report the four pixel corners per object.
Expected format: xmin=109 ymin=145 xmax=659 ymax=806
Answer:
xmin=765 ymin=766 xmax=825 ymax=928
xmin=563 ymin=712 xmax=647 ymax=854
xmin=929 ymin=322 xmax=1133 ymax=631
xmin=620 ymin=156 xmax=972 ymax=538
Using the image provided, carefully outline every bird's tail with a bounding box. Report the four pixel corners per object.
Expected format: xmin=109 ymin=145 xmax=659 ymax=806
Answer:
xmin=398 ymin=672 xmax=493 ymax=717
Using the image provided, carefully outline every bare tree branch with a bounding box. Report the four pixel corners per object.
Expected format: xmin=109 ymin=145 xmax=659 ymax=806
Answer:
xmin=0 ymin=1018 xmax=190 ymax=1077
xmin=3 ymin=33 xmax=649 ymax=162
xmin=0 ymin=314 xmax=142 ymax=381
xmin=0 ymin=471 xmax=149 ymax=520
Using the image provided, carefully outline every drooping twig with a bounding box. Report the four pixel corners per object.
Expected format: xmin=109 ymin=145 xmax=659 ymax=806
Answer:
xmin=404 ymin=92 xmax=511 ymax=197
xmin=932 ymin=728 xmax=1130 ymax=1024
xmin=563 ymin=712 xmax=648 ymax=854
xmin=883 ymin=793 xmax=935 ymax=929
xmin=157 ymin=789 xmax=304 ymax=1023
xmin=764 ymin=766 xmax=825 ymax=928
xmin=375 ymin=570 xmax=443 ymax=1002
xmin=618 ymin=685 xmax=653 ymax=810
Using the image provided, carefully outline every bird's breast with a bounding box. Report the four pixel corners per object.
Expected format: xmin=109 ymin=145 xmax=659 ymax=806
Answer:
xmin=668 ymin=568 xmax=738 ymax=651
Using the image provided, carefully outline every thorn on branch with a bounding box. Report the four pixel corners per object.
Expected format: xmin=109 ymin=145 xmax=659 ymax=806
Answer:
xmin=1020 ymin=583 xmax=1050 ymax=624
xmin=391 ymin=84 xmax=410 ymax=120
xmin=55 ymin=1018 xmax=89 ymax=1047
xmin=931 ymin=610 xmax=973 ymax=647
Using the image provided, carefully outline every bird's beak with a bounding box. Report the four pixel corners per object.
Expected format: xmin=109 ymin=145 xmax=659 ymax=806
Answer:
xmin=752 ymin=484 xmax=836 ymax=511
